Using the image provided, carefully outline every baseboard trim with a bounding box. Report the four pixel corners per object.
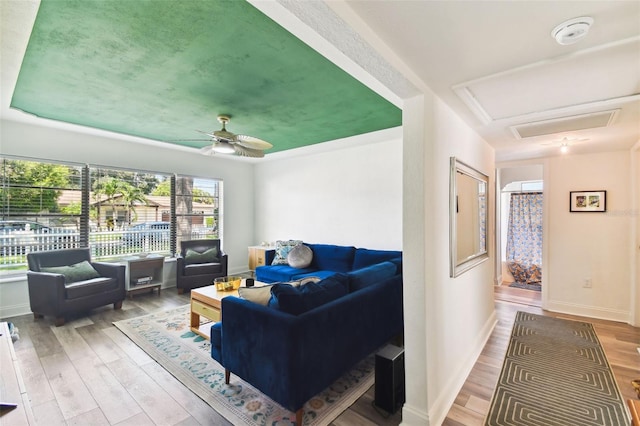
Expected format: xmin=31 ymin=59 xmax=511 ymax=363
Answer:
xmin=401 ymin=403 xmax=430 ymax=425
xmin=545 ymin=300 xmax=631 ymax=324
xmin=0 ymin=302 xmax=32 ymax=319
xmin=428 ymin=309 xmax=498 ymax=425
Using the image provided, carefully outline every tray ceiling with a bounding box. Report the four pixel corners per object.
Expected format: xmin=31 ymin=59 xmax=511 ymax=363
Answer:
xmin=10 ymin=0 xmax=402 ymax=155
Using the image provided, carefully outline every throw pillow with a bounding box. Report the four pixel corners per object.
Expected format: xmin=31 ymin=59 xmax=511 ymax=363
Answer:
xmin=347 ymin=261 xmax=397 ymax=292
xmin=271 ymin=240 xmax=302 ymax=265
xmin=238 ymin=285 xmax=273 ymax=306
xmin=41 ymin=260 xmax=101 ymax=284
xmin=287 ymin=244 xmax=313 ymax=268
xmin=185 ymin=247 xmax=218 ymax=264
xmin=269 ymin=274 xmax=349 ymax=315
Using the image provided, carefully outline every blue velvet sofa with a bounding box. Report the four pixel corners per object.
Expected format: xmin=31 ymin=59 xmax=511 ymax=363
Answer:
xmin=255 ymin=243 xmax=402 ymax=283
xmin=210 ymin=260 xmax=403 ymax=426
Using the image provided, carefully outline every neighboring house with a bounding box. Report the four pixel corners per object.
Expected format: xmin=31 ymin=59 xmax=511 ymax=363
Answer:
xmin=56 ymin=191 xmax=217 ymax=228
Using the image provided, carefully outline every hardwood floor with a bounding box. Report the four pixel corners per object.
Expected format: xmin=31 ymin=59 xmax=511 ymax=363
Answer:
xmin=2 ymin=289 xmax=399 ymax=426
xmin=2 ymin=284 xmax=637 ymax=426
xmin=443 ymin=284 xmax=640 ymax=426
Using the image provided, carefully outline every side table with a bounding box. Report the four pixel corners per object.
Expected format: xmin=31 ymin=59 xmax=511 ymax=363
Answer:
xmin=124 ymin=255 xmax=164 ymax=298
xmin=248 ymin=245 xmax=274 ymax=275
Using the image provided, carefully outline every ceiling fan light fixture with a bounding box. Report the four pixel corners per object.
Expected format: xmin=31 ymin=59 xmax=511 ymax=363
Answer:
xmin=211 ymin=141 xmax=236 ymax=154
xmin=551 ymin=17 xmax=594 ymax=45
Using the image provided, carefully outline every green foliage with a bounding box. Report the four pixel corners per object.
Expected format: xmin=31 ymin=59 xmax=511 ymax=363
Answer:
xmin=61 ymin=201 xmax=81 ymax=215
xmin=152 ymin=179 xmax=171 ymax=196
xmin=1 ymin=159 xmax=75 ymax=213
xmin=153 ymin=179 xmax=214 ymax=204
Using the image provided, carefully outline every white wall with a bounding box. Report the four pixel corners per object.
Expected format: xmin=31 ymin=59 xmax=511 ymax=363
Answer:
xmin=0 ymin=119 xmax=255 ymax=317
xmin=634 ymin=145 xmax=640 ymax=326
xmin=546 ymin=150 xmax=632 ymax=322
xmin=402 ymin=91 xmax=496 ymax=425
xmin=253 ymin=135 xmax=402 ymax=250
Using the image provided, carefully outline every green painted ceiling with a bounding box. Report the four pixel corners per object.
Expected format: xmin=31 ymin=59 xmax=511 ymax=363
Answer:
xmin=11 ymin=0 xmax=402 ymax=155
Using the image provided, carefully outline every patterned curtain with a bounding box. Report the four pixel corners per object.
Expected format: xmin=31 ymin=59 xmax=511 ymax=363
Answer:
xmin=506 ymin=193 xmax=543 ymax=283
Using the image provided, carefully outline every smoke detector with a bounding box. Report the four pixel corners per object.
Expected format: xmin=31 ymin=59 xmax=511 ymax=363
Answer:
xmin=551 ymin=17 xmax=594 ymax=45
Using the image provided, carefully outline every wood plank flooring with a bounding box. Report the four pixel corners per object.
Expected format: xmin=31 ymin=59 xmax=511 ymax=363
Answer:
xmin=443 ymin=284 xmax=640 ymax=426
xmin=2 ymin=290 xmax=400 ymax=426
xmin=2 ymin=283 xmax=637 ymax=426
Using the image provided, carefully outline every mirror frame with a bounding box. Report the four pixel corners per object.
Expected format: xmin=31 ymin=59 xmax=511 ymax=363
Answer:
xmin=450 ymin=157 xmax=489 ymax=277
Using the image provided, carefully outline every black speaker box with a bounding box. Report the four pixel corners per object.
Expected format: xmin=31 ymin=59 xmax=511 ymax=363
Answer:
xmin=374 ymin=344 xmax=405 ymax=414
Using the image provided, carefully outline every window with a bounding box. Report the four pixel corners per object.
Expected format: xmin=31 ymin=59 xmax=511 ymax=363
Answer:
xmin=0 ymin=156 xmax=222 ymax=276
xmin=173 ymin=175 xmax=221 ymax=251
xmin=1 ymin=158 xmax=82 ymax=273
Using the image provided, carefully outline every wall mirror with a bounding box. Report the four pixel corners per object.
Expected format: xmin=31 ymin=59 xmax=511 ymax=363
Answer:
xmin=450 ymin=157 xmax=489 ymax=277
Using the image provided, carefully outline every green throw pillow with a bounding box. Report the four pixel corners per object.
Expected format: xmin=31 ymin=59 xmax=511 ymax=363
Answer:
xmin=41 ymin=260 xmax=101 ymax=283
xmin=185 ymin=247 xmax=218 ymax=264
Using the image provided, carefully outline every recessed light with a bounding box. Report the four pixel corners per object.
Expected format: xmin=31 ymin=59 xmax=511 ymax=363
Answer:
xmin=551 ymin=17 xmax=594 ymax=45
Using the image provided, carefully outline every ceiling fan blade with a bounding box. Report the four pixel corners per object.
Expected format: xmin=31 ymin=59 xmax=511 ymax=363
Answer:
xmin=235 ymin=134 xmax=273 ymax=150
xmin=196 ymin=130 xmax=217 ymax=139
xmin=233 ymin=144 xmax=265 ymax=158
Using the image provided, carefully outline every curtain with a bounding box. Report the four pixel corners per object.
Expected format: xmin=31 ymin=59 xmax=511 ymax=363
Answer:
xmin=506 ymin=192 xmax=543 ymax=284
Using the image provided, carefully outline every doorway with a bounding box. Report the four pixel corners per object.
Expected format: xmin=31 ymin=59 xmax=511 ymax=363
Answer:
xmin=495 ymin=165 xmax=544 ymax=308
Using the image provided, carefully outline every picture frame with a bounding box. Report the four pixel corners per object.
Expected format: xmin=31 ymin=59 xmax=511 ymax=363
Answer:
xmin=569 ymin=190 xmax=606 ymax=212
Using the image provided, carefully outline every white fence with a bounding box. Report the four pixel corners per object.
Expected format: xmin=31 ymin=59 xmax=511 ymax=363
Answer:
xmin=0 ymin=227 xmax=216 ymax=274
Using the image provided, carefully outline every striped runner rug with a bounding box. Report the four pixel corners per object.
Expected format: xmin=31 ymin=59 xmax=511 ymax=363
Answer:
xmin=485 ymin=311 xmax=630 ymax=426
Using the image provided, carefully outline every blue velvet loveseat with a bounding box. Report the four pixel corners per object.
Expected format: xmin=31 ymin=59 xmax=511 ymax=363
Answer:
xmin=255 ymin=242 xmax=402 ymax=283
xmin=210 ymin=258 xmax=403 ymax=426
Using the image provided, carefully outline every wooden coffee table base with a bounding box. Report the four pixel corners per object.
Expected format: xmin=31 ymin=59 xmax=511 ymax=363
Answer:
xmin=190 ymin=284 xmax=240 ymax=340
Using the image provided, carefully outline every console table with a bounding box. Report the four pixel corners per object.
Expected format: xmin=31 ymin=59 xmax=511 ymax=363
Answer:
xmin=0 ymin=322 xmax=35 ymax=425
xmin=124 ymin=255 xmax=164 ymax=298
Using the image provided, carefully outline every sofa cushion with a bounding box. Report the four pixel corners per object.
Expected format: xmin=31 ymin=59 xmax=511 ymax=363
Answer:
xmin=238 ymin=285 xmax=273 ymax=306
xmin=41 ymin=260 xmax=101 ymax=284
xmin=291 ymin=270 xmax=336 ymax=281
xmin=65 ymin=277 xmax=117 ymax=299
xmin=256 ymin=264 xmax=317 ymax=283
xmin=210 ymin=322 xmax=222 ymax=363
xmin=352 ymin=248 xmax=402 ymax=270
xmin=185 ymin=247 xmax=218 ymax=264
xmin=271 ymin=240 xmax=303 ymax=265
xmin=184 ymin=262 xmax=222 ymax=276
xmin=347 ymin=261 xmax=398 ymax=292
xmin=308 ymin=244 xmax=355 ymax=273
xmin=268 ymin=273 xmax=349 ymax=315
xmin=287 ymin=244 xmax=313 ymax=268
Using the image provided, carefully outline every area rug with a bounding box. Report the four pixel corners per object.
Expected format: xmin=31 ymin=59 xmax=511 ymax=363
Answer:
xmin=485 ymin=311 xmax=630 ymax=426
xmin=508 ymin=282 xmax=541 ymax=291
xmin=113 ymin=305 xmax=374 ymax=426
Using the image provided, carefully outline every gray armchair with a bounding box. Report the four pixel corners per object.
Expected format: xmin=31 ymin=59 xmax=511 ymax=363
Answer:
xmin=176 ymin=239 xmax=228 ymax=294
xmin=27 ymin=248 xmax=126 ymax=326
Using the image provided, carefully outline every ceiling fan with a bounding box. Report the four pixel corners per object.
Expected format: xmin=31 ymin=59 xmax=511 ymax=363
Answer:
xmin=197 ymin=115 xmax=273 ymax=158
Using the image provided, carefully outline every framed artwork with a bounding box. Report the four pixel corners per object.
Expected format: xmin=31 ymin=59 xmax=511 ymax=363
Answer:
xmin=569 ymin=190 xmax=606 ymax=212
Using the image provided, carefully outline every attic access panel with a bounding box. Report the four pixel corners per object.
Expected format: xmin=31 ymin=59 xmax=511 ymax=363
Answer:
xmin=10 ymin=0 xmax=402 ymax=154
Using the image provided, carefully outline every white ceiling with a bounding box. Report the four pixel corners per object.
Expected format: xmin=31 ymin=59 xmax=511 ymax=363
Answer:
xmin=2 ymin=1 xmax=639 ymax=163
xmin=334 ymin=0 xmax=640 ymax=162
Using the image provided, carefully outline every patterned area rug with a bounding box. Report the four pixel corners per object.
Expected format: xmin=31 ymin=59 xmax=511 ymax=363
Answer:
xmin=485 ymin=311 xmax=630 ymax=426
xmin=113 ymin=305 xmax=374 ymax=426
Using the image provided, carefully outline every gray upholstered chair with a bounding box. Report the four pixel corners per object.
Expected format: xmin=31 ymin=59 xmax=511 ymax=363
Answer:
xmin=27 ymin=248 xmax=126 ymax=326
xmin=176 ymin=239 xmax=228 ymax=294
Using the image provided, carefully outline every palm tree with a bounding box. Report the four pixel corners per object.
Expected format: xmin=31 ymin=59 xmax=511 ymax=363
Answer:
xmin=120 ymin=183 xmax=148 ymax=225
